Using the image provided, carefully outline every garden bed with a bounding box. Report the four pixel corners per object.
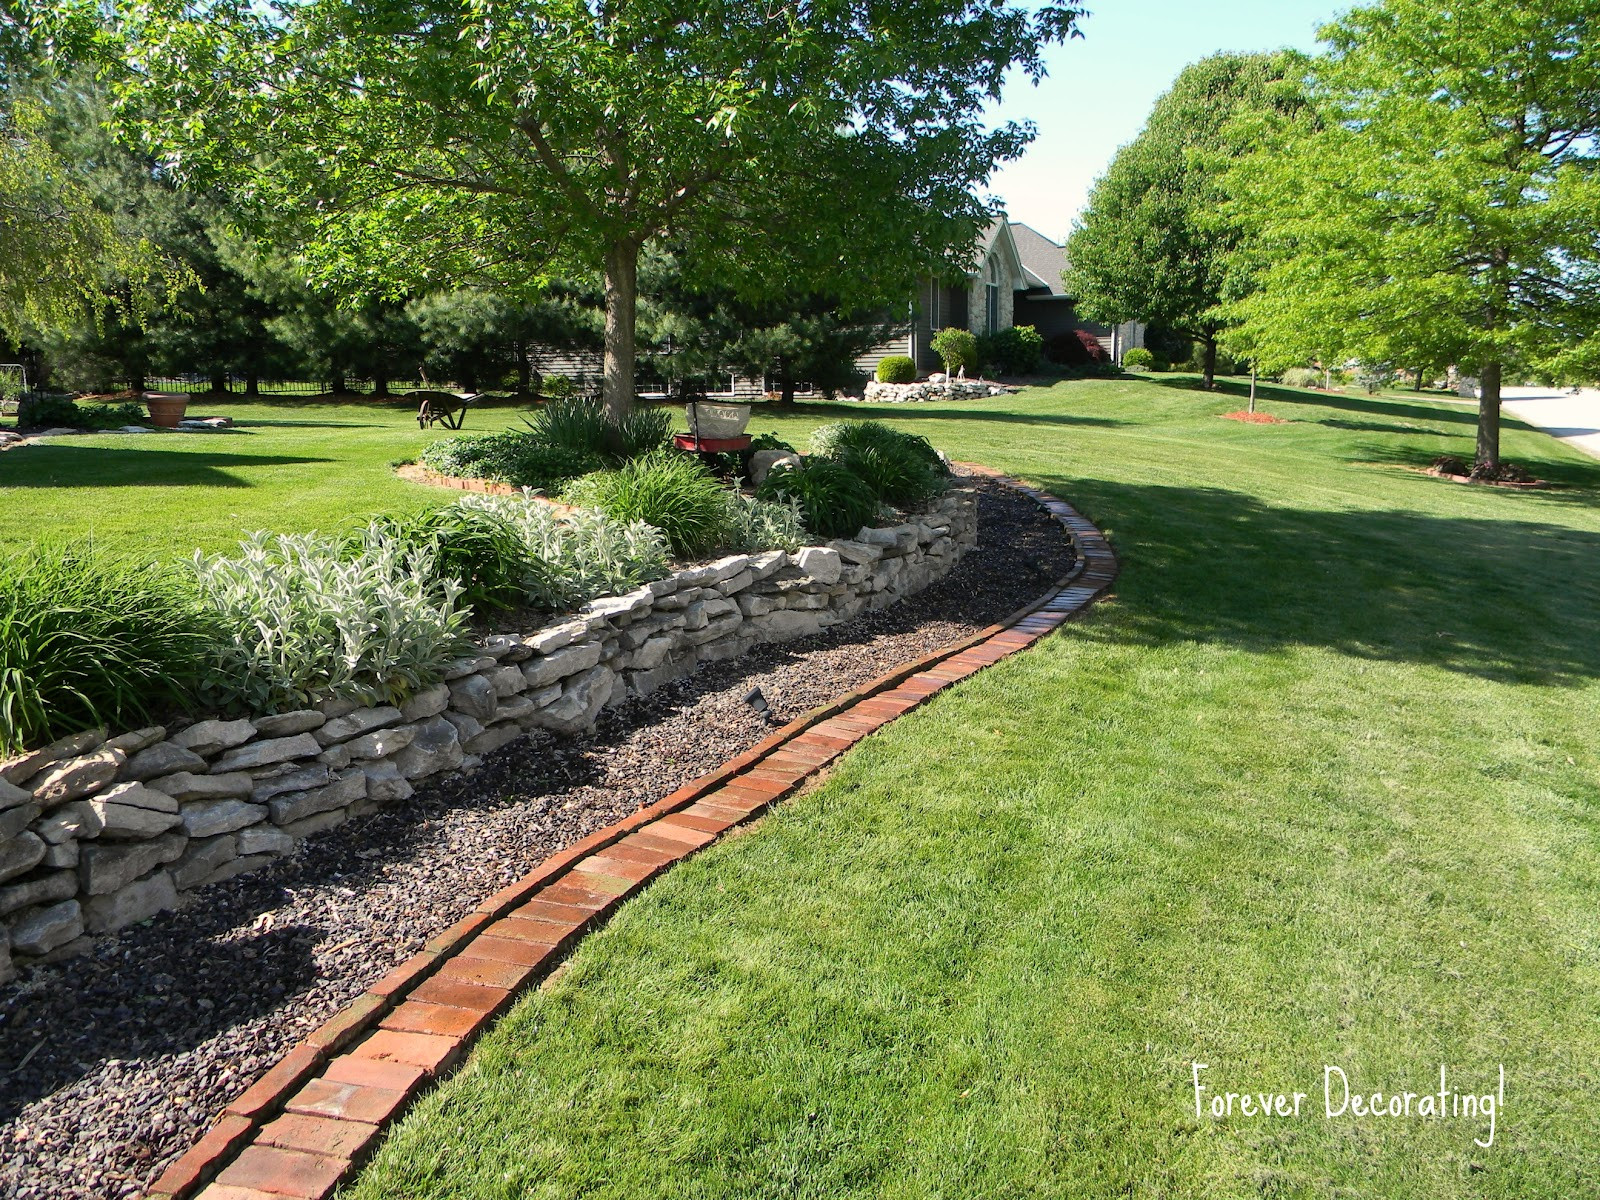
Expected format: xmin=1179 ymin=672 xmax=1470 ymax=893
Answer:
xmin=0 ymin=471 xmax=1073 ymax=1200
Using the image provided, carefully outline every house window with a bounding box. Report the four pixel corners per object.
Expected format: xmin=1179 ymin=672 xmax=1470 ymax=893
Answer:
xmin=985 ymin=283 xmax=999 ymax=335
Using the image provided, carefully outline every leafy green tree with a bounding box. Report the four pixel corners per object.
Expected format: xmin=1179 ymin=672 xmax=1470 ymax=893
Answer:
xmin=1226 ymin=1 xmax=1600 ymax=472
xmin=1064 ymin=53 xmax=1304 ymax=389
xmin=410 ymin=285 xmax=602 ymax=395
xmin=113 ymin=0 xmax=1084 ymax=417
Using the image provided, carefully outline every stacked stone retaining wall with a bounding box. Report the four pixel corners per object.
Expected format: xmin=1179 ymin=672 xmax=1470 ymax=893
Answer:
xmin=0 ymin=489 xmax=977 ymax=978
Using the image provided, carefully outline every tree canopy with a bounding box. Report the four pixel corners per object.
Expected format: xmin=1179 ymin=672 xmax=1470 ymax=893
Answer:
xmin=1225 ymin=0 xmax=1600 ymax=471
xmin=1063 ymin=52 xmax=1304 ymax=388
xmin=110 ymin=0 xmax=1085 ymax=415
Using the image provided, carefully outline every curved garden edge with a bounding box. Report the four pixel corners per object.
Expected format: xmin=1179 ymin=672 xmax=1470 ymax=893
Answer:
xmin=150 ymin=466 xmax=1118 ymax=1200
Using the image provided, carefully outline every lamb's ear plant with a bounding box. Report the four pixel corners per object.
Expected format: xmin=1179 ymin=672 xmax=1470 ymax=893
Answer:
xmin=0 ymin=542 xmax=214 ymax=754
xmin=456 ymin=492 xmax=670 ymax=608
xmin=722 ymin=492 xmax=807 ymax=552
xmin=360 ymin=505 xmax=547 ymax=611
xmin=193 ymin=530 xmax=472 ymax=714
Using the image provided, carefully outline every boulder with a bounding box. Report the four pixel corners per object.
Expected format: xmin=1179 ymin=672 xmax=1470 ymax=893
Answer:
xmin=532 ymin=664 xmax=614 ymax=735
xmin=794 ymin=546 xmax=842 ymax=586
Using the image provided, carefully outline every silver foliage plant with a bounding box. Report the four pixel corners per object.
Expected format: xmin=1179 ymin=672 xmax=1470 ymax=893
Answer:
xmin=456 ymin=491 xmax=671 ymax=607
xmin=722 ymin=492 xmax=806 ymax=552
xmin=193 ymin=529 xmax=471 ymax=713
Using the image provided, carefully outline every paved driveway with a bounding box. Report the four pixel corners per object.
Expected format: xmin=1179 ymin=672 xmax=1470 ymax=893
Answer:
xmin=1499 ymin=386 xmax=1600 ymax=461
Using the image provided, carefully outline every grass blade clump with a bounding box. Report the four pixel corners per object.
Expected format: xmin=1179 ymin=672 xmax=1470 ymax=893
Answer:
xmin=522 ymin=397 xmax=611 ymax=457
xmin=610 ymin=405 xmax=675 ymax=459
xmin=194 ymin=530 xmax=471 ymax=714
xmin=457 ymin=492 xmax=670 ymax=608
xmin=0 ymin=543 xmax=213 ymax=754
xmin=562 ymin=452 xmax=731 ymax=559
xmin=756 ymin=459 xmax=881 ymax=540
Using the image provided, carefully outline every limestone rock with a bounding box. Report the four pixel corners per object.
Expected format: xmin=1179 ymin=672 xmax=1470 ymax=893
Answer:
xmin=533 ymin=664 xmax=614 ymax=735
xmin=146 ymin=771 xmax=253 ymax=802
xmin=486 ymin=664 xmax=529 ymax=698
xmin=89 ymin=783 xmax=183 ymax=839
xmin=83 ymin=871 xmax=178 ymax=933
xmin=170 ymin=718 xmax=257 ymax=756
xmin=522 ymin=641 xmax=602 ymax=690
xmin=525 ymin=619 xmax=587 ymax=656
xmin=0 ymin=777 xmax=33 ymax=811
xmin=315 ymin=706 xmax=403 ymax=746
xmin=1 ymin=728 xmax=106 ymax=787
xmin=629 ymin=634 xmax=677 ymax=672
xmin=10 ymin=900 xmax=84 ymax=956
xmin=268 ymin=768 xmax=365 ymax=826
xmin=0 ymin=869 xmax=77 ymax=916
xmin=123 ymin=741 xmax=207 ymax=782
xmin=173 ymin=835 xmax=240 ymax=890
xmin=444 ymin=673 xmax=496 ymax=721
xmin=364 ymin=760 xmax=414 ymax=804
xmin=106 ymin=726 xmax=166 ymax=755
xmin=79 ymin=833 xmax=186 ymax=895
xmin=33 ymin=801 xmax=103 ymax=845
xmin=180 ymin=799 xmax=267 ymax=838
xmin=0 ymin=833 xmax=47 ymax=884
xmin=0 ymin=802 xmax=41 ymax=841
xmin=42 ymin=841 xmax=79 ymax=869
xmin=749 ymin=449 xmax=800 ymax=486
xmin=237 ymin=826 xmax=295 ymax=857
xmin=399 ymin=683 xmax=451 ymax=721
xmin=441 ymin=710 xmax=485 ymax=744
xmin=442 ymin=654 xmax=496 ymax=680
xmin=253 ymin=710 xmax=326 ymax=738
xmin=795 ymin=546 xmax=842 ymax=586
xmin=251 ymin=764 xmax=332 ymax=804
xmin=463 ymin=723 xmax=525 ymax=756
xmin=344 ymin=724 xmax=418 ymax=761
xmin=210 ymin=732 xmax=321 ymax=774
xmin=390 ymin=716 xmax=463 ymax=780
xmin=28 ymin=748 xmax=125 ymax=806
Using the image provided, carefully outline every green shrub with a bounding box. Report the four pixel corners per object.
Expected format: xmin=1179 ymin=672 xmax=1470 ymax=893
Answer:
xmin=930 ymin=327 xmax=980 ymax=376
xmin=876 ymin=355 xmax=917 ymax=384
xmin=808 ymin=420 xmax=948 ymax=508
xmin=977 ymin=325 xmax=1044 ymax=375
xmin=722 ymin=492 xmax=807 ymax=552
xmin=193 ymin=529 xmax=472 ymax=714
xmin=459 ymin=493 xmax=670 ymax=608
xmin=1121 ymin=347 xmax=1155 ymax=371
xmin=563 ymin=452 xmax=731 ymax=558
xmin=0 ymin=543 xmax=215 ymax=754
xmin=16 ymin=394 xmax=146 ymax=431
xmin=748 ymin=432 xmax=798 ymax=454
xmin=539 ymin=375 xmax=577 ymax=401
xmin=418 ymin=431 xmax=603 ymax=490
xmin=757 ymin=459 xmax=881 ymax=539
xmin=360 ymin=505 xmax=543 ymax=611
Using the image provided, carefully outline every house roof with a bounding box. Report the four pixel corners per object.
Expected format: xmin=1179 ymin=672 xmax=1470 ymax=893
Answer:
xmin=1008 ymin=221 xmax=1068 ymax=297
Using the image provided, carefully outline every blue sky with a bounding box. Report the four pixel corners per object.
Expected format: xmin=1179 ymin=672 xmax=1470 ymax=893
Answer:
xmin=987 ymin=0 xmax=1345 ymax=242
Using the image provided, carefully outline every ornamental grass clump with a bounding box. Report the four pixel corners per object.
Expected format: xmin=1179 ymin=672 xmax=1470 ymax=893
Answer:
xmin=522 ymin=397 xmax=675 ymax=462
xmin=0 ymin=543 xmax=214 ymax=754
xmin=193 ymin=530 xmax=471 ymax=714
xmin=809 ymin=420 xmax=949 ymax=509
xmin=562 ymin=452 xmax=731 ymax=558
xmin=756 ymin=459 xmax=881 ymax=539
xmin=456 ymin=492 xmax=670 ymax=608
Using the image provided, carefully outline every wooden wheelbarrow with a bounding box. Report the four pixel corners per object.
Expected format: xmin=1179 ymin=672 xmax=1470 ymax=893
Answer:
xmin=415 ymin=391 xmax=481 ymax=430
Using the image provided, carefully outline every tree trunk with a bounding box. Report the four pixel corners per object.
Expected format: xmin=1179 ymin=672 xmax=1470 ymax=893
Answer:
xmin=371 ymin=370 xmax=389 ymax=399
xmin=330 ymin=373 xmax=346 ymax=394
xmin=1249 ymin=363 xmax=1257 ymax=413
xmin=210 ymin=369 xmax=228 ymax=394
xmin=131 ymin=370 xmax=146 ymax=394
xmin=777 ymin=360 xmax=796 ymax=407
xmin=1476 ymin=360 xmax=1502 ymax=473
xmin=515 ymin=342 xmax=532 ymax=396
xmin=245 ymin=372 xmax=260 ymax=396
xmin=1413 ymin=365 xmax=1425 ymax=392
xmin=602 ymin=239 xmax=640 ymax=421
xmin=1202 ymin=337 xmax=1217 ymax=389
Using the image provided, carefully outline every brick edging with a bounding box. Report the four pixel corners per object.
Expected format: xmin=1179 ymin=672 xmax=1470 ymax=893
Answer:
xmin=152 ymin=469 xmax=1118 ymax=1200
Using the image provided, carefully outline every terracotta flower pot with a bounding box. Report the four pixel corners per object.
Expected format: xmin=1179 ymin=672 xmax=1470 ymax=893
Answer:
xmin=144 ymin=392 xmax=190 ymax=429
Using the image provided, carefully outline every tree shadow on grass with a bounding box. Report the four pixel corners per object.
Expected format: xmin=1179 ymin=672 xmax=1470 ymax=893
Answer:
xmin=1046 ymin=476 xmax=1600 ymax=688
xmin=745 ymin=400 xmax=1127 ymax=430
xmin=1146 ymin=375 xmax=1487 ymax=428
xmin=0 ymin=447 xmax=334 ymax=488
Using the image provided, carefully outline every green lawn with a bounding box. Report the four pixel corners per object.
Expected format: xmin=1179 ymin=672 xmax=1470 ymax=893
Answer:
xmin=0 ymin=399 xmax=534 ymax=556
xmin=317 ymin=376 xmax=1600 ymax=1199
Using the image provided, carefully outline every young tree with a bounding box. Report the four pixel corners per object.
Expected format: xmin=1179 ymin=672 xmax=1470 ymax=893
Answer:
xmin=1226 ymin=1 xmax=1600 ymax=473
xmin=112 ymin=0 xmax=1084 ymax=417
xmin=1064 ymin=53 xmax=1304 ymax=388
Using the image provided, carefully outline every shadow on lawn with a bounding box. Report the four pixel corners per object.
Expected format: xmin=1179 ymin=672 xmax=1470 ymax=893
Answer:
xmin=746 ymin=399 xmax=1127 ymax=430
xmin=0 ymin=446 xmax=333 ymax=487
xmin=1054 ymin=476 xmax=1600 ymax=688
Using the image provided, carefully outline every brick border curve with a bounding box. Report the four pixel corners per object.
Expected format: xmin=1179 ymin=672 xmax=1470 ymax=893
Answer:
xmin=151 ymin=467 xmax=1117 ymax=1200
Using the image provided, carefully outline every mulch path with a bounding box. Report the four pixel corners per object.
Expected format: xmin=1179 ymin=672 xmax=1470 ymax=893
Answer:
xmin=0 ymin=472 xmax=1075 ymax=1200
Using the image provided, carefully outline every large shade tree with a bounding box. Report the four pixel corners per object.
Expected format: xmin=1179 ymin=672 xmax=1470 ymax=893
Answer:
xmin=109 ymin=0 xmax=1085 ymax=416
xmin=1225 ymin=0 xmax=1600 ymax=473
xmin=1063 ymin=52 xmax=1304 ymax=388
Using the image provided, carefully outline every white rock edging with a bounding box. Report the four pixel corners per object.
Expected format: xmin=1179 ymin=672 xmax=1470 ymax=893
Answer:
xmin=0 ymin=489 xmax=978 ymax=978
xmin=862 ymin=379 xmax=1015 ymax=403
